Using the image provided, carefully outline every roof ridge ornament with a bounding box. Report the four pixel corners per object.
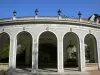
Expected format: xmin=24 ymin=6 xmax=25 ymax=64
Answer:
xmin=58 ymin=9 xmax=61 ymax=16
xmin=13 ymin=10 xmax=17 ymax=16
xmin=35 ymin=8 xmax=39 ymax=19
xmin=35 ymin=8 xmax=39 ymax=15
xmin=78 ymin=11 xmax=82 ymax=22
xmin=13 ymin=10 xmax=17 ymax=20
xmin=58 ymin=9 xmax=61 ymax=20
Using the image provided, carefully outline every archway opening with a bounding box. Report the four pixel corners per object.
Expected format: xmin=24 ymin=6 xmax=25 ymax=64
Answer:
xmin=0 ymin=32 xmax=10 ymax=69
xmin=84 ymin=34 xmax=98 ymax=63
xmin=38 ymin=31 xmax=57 ymax=69
xmin=63 ymin=32 xmax=80 ymax=69
xmin=16 ymin=31 xmax=32 ymax=69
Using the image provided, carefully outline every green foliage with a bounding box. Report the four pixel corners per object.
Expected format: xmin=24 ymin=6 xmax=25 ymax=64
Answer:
xmin=1 ymin=41 xmax=10 ymax=59
xmin=17 ymin=40 xmax=27 ymax=54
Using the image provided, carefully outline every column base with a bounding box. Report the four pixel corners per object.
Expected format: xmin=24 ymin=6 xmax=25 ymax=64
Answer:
xmin=58 ymin=69 xmax=64 ymax=73
xmin=98 ymin=64 xmax=100 ymax=70
xmin=31 ymin=69 xmax=37 ymax=73
xmin=80 ymin=68 xmax=85 ymax=72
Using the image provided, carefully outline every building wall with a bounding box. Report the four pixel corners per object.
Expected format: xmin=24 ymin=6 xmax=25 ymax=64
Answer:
xmin=0 ymin=23 xmax=100 ymax=72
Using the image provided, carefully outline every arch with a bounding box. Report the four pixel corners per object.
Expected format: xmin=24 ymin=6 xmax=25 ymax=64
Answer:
xmin=0 ymin=32 xmax=10 ymax=39
xmin=84 ymin=34 xmax=98 ymax=63
xmin=0 ymin=32 xmax=10 ymax=69
xmin=84 ymin=34 xmax=97 ymax=44
xmin=37 ymin=30 xmax=58 ymax=41
xmin=16 ymin=31 xmax=33 ymax=39
xmin=16 ymin=31 xmax=33 ymax=69
xmin=38 ymin=31 xmax=57 ymax=69
xmin=0 ymin=31 xmax=10 ymax=36
xmin=63 ymin=32 xmax=80 ymax=41
xmin=63 ymin=32 xmax=80 ymax=70
xmin=38 ymin=31 xmax=57 ymax=45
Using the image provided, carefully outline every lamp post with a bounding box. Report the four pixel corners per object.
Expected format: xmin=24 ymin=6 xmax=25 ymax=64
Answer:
xmin=13 ymin=10 xmax=16 ymax=16
xmin=35 ymin=8 xmax=39 ymax=19
xmin=13 ymin=10 xmax=17 ymax=20
xmin=58 ymin=9 xmax=61 ymax=16
xmin=35 ymin=8 xmax=39 ymax=15
xmin=58 ymin=9 xmax=61 ymax=20
xmin=78 ymin=11 xmax=82 ymax=21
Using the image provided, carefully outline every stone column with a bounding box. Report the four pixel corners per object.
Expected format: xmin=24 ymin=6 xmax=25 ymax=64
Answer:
xmin=79 ymin=38 xmax=85 ymax=71
xmin=97 ymin=39 xmax=100 ymax=69
xmin=32 ymin=38 xmax=38 ymax=73
xmin=94 ymin=43 xmax=98 ymax=63
xmin=9 ymin=36 xmax=17 ymax=69
xmin=57 ymin=36 xmax=64 ymax=73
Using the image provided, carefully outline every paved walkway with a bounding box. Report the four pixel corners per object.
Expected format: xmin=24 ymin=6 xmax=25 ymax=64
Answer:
xmin=15 ymin=68 xmax=90 ymax=75
xmin=1 ymin=68 xmax=100 ymax=75
xmin=89 ymin=70 xmax=100 ymax=75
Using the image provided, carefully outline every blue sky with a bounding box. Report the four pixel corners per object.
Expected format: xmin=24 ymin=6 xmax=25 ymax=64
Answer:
xmin=0 ymin=0 xmax=100 ymax=18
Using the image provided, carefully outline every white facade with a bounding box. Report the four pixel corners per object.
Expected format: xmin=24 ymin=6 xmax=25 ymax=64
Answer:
xmin=0 ymin=16 xmax=100 ymax=73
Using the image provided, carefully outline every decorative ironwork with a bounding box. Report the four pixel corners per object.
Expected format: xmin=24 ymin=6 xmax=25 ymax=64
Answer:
xmin=23 ymin=27 xmax=25 ymax=31
xmin=46 ymin=27 xmax=49 ymax=31
xmin=70 ymin=28 xmax=72 ymax=32
xmin=89 ymin=30 xmax=91 ymax=34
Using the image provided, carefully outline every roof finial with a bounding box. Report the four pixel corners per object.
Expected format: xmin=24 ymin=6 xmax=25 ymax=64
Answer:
xmin=78 ymin=11 xmax=82 ymax=21
xmin=58 ymin=9 xmax=61 ymax=16
xmin=13 ymin=10 xmax=17 ymax=20
xmin=35 ymin=8 xmax=39 ymax=15
xmin=13 ymin=10 xmax=17 ymax=16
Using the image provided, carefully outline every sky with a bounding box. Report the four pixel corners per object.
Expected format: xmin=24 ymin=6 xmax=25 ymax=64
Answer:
xmin=0 ymin=0 xmax=100 ymax=18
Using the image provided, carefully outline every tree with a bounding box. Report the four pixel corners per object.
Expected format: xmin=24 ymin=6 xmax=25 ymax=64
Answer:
xmin=1 ymin=41 xmax=10 ymax=59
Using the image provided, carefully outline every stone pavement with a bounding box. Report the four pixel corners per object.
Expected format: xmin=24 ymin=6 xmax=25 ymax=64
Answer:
xmin=11 ymin=68 xmax=90 ymax=75
xmin=3 ymin=68 xmax=100 ymax=75
xmin=88 ymin=70 xmax=100 ymax=75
